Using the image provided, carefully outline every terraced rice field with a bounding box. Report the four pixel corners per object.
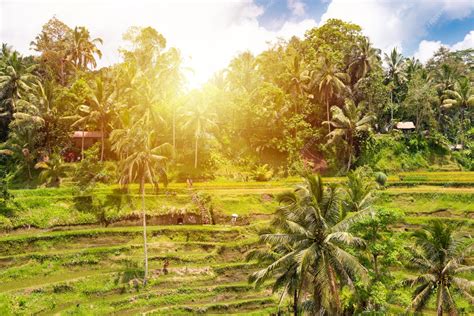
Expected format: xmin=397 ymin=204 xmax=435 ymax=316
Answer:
xmin=1 ymin=172 xmax=473 ymax=314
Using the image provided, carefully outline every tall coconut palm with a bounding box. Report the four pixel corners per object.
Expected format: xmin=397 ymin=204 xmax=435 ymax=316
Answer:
xmin=312 ymin=56 xmax=349 ymax=134
xmin=260 ymin=173 xmax=367 ymax=314
xmin=403 ymin=221 xmax=473 ymax=315
xmin=384 ymin=48 xmax=406 ymax=122
xmin=285 ymin=54 xmax=310 ymax=114
xmin=324 ymin=99 xmax=374 ymax=171
xmin=111 ymin=127 xmax=171 ymax=285
xmin=348 ymin=37 xmax=381 ymax=83
xmin=442 ymin=77 xmax=474 ymax=147
xmin=181 ymin=100 xmax=217 ymax=169
xmin=68 ymin=26 xmax=103 ymax=70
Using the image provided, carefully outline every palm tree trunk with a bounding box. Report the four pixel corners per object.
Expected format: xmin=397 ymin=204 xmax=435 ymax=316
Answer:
xmin=327 ymin=263 xmax=340 ymax=314
xmin=26 ymin=161 xmax=32 ymax=180
xmin=293 ymin=288 xmax=298 ymax=316
xmin=326 ymin=92 xmax=331 ymax=134
xmin=390 ymin=91 xmax=394 ymax=124
xmin=436 ymin=285 xmax=443 ymax=316
xmin=347 ymin=133 xmax=353 ymax=172
xmin=194 ymin=136 xmax=198 ymax=169
xmin=140 ymin=175 xmax=149 ymax=285
xmin=460 ymin=107 xmax=465 ymax=148
xmin=100 ymin=121 xmax=105 ymax=162
xmin=172 ymin=107 xmax=176 ymax=150
xmin=81 ymin=129 xmax=85 ymax=161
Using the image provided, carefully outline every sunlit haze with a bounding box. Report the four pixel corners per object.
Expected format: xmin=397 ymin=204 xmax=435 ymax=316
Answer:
xmin=1 ymin=0 xmax=473 ymax=88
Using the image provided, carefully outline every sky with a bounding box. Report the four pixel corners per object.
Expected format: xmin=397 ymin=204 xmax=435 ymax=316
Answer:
xmin=1 ymin=0 xmax=473 ymax=88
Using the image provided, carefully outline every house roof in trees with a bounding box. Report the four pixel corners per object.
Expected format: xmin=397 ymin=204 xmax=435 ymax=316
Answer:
xmin=395 ymin=122 xmax=416 ymax=130
xmin=71 ymin=131 xmax=103 ymax=138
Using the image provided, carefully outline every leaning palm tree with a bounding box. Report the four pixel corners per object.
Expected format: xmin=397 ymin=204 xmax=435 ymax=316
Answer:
xmin=111 ymin=127 xmax=171 ymax=285
xmin=312 ymin=56 xmax=349 ymax=134
xmin=324 ymin=99 xmax=374 ymax=171
xmin=260 ymin=173 xmax=368 ymax=314
xmin=404 ymin=220 xmax=473 ymax=315
xmin=442 ymin=77 xmax=474 ymax=147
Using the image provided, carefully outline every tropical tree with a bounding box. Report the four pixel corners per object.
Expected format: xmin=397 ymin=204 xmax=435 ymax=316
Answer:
xmin=111 ymin=127 xmax=171 ymax=285
xmin=343 ymin=166 xmax=376 ymax=213
xmin=404 ymin=221 xmax=474 ymax=315
xmin=324 ymin=99 xmax=373 ymax=171
xmin=181 ymin=97 xmax=217 ymax=169
xmin=247 ymin=243 xmax=301 ymax=315
xmin=259 ymin=173 xmax=367 ymax=314
xmin=384 ymin=48 xmax=406 ymax=121
xmin=285 ymin=54 xmax=310 ymax=114
xmin=312 ymin=56 xmax=349 ymax=134
xmin=67 ymin=26 xmax=103 ymax=70
xmin=0 ymin=49 xmax=38 ymax=122
xmin=81 ymin=77 xmax=119 ymax=161
xmin=442 ymin=77 xmax=474 ymax=146
xmin=348 ymin=37 xmax=381 ymax=83
xmin=35 ymin=155 xmax=68 ymax=187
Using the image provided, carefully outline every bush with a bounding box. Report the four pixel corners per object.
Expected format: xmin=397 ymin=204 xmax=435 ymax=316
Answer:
xmin=375 ymin=172 xmax=388 ymax=187
xmin=73 ymin=144 xmax=117 ymax=189
xmin=252 ymin=164 xmax=273 ymax=182
xmin=0 ymin=215 xmax=13 ymax=232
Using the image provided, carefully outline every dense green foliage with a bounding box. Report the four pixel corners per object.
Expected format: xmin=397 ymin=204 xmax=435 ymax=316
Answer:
xmin=1 ymin=18 xmax=472 ymax=187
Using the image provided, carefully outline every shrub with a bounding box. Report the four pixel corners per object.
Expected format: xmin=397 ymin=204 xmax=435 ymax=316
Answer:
xmin=375 ymin=172 xmax=388 ymax=187
xmin=252 ymin=164 xmax=273 ymax=182
xmin=73 ymin=144 xmax=117 ymax=189
xmin=0 ymin=215 xmax=12 ymax=232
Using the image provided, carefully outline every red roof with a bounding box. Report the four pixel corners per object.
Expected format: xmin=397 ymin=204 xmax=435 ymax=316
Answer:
xmin=71 ymin=131 xmax=103 ymax=138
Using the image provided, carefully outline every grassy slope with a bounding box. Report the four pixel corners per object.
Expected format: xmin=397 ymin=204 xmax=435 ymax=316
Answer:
xmin=0 ymin=172 xmax=473 ymax=314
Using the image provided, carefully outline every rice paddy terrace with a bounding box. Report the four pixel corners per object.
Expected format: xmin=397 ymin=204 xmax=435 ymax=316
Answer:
xmin=0 ymin=172 xmax=473 ymax=315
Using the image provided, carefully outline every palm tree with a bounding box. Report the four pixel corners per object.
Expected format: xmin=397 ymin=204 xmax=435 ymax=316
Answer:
xmin=181 ymin=99 xmax=217 ymax=169
xmin=324 ymin=99 xmax=374 ymax=171
xmin=247 ymin=245 xmax=301 ymax=315
xmin=260 ymin=173 xmax=367 ymax=314
xmin=68 ymin=26 xmax=103 ymax=70
xmin=442 ymin=77 xmax=474 ymax=147
xmin=111 ymin=127 xmax=171 ymax=285
xmin=348 ymin=37 xmax=381 ymax=83
xmin=85 ymin=78 xmax=119 ymax=161
xmin=35 ymin=155 xmax=68 ymax=187
xmin=312 ymin=56 xmax=349 ymax=134
xmin=343 ymin=167 xmax=376 ymax=213
xmin=384 ymin=48 xmax=406 ymax=122
xmin=285 ymin=54 xmax=310 ymax=114
xmin=0 ymin=50 xmax=38 ymax=117
xmin=404 ymin=221 xmax=473 ymax=315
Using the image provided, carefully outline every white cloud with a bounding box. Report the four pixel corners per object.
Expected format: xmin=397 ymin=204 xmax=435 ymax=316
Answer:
xmin=320 ymin=0 xmax=474 ymax=53
xmin=451 ymin=30 xmax=474 ymax=51
xmin=414 ymin=40 xmax=444 ymax=63
xmin=287 ymin=0 xmax=306 ymax=17
xmin=413 ymin=30 xmax=474 ymax=63
xmin=0 ymin=0 xmax=316 ymax=88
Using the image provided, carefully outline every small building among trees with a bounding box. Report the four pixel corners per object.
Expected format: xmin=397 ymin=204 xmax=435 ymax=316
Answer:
xmin=395 ymin=121 xmax=416 ymax=132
